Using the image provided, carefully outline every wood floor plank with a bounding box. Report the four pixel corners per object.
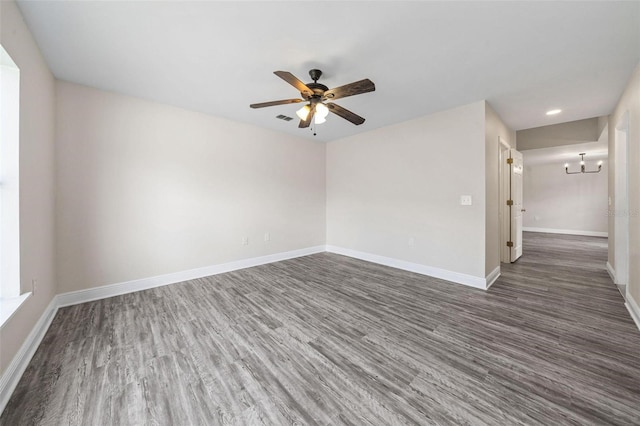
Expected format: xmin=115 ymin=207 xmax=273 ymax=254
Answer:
xmin=2 ymin=232 xmax=640 ymax=425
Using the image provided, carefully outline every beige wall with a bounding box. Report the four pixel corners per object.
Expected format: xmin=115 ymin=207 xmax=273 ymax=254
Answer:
xmin=517 ymin=117 xmax=600 ymax=151
xmin=0 ymin=1 xmax=57 ymax=375
xmin=523 ymin=161 xmax=608 ymax=234
xmin=485 ymin=103 xmax=516 ymax=275
xmin=598 ymin=116 xmax=609 ymax=138
xmin=55 ymin=82 xmax=326 ymax=293
xmin=609 ymin=63 xmax=640 ymax=304
xmin=326 ymin=101 xmax=488 ymax=279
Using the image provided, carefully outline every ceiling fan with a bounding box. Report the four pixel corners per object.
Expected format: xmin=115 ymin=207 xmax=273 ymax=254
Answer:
xmin=250 ymin=69 xmax=375 ymax=129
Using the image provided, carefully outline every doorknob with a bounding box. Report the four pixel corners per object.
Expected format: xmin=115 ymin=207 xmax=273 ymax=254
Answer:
xmin=521 ymin=208 xmax=526 ymax=212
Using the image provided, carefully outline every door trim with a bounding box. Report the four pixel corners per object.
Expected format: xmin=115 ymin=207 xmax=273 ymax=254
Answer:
xmin=499 ymin=137 xmax=511 ymax=263
xmin=614 ymin=111 xmax=629 ymax=295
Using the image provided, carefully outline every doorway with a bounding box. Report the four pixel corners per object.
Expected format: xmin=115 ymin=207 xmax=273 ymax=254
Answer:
xmin=499 ymin=137 xmax=523 ymax=263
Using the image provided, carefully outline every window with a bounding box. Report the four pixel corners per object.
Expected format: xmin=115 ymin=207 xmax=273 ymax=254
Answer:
xmin=0 ymin=44 xmax=26 ymax=326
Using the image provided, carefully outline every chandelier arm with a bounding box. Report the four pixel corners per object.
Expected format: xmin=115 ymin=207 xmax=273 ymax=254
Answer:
xmin=564 ymin=153 xmax=602 ymax=175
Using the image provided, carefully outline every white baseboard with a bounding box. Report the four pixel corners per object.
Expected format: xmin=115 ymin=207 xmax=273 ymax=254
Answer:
xmin=57 ymin=245 xmax=326 ymax=307
xmin=625 ymin=293 xmax=640 ymax=332
xmin=485 ymin=266 xmax=501 ymax=290
xmin=606 ymin=262 xmax=639 ymax=331
xmin=0 ymin=297 xmax=58 ymax=414
xmin=326 ymin=245 xmax=490 ymax=290
xmin=523 ymin=227 xmax=608 ymax=238
xmin=606 ymin=261 xmax=617 ymax=284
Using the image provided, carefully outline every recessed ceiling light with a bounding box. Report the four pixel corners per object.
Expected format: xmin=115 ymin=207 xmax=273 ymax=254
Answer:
xmin=546 ymin=109 xmax=562 ymax=115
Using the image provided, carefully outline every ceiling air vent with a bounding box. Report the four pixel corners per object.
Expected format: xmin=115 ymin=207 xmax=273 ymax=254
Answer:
xmin=276 ymin=114 xmax=293 ymax=121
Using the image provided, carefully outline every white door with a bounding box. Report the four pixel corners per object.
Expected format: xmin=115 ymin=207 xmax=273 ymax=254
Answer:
xmin=510 ymin=149 xmax=524 ymax=262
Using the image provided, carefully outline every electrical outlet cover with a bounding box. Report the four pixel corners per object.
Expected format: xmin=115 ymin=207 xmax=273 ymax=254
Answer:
xmin=460 ymin=195 xmax=472 ymax=205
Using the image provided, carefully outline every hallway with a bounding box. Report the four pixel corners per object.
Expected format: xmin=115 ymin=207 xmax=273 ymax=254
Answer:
xmin=493 ymin=232 xmax=640 ymax=423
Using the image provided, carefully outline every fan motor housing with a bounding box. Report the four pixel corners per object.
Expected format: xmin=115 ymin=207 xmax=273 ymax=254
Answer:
xmin=304 ymin=82 xmax=329 ymax=99
xmin=302 ymin=69 xmax=328 ymax=98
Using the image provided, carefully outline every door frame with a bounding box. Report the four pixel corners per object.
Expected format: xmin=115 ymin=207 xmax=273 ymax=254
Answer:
xmin=614 ymin=111 xmax=630 ymax=295
xmin=499 ymin=136 xmax=511 ymax=263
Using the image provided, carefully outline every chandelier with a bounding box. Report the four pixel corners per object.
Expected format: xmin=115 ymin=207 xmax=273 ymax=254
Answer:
xmin=564 ymin=153 xmax=602 ymax=174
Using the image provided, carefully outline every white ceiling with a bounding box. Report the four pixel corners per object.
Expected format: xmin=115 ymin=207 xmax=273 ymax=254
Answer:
xmin=16 ymin=1 xmax=640 ymax=142
xmin=523 ymin=141 xmax=608 ymax=166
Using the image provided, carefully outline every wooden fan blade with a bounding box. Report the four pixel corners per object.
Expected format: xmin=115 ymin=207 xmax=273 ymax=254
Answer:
xmin=298 ymin=104 xmax=316 ymax=128
xmin=274 ymin=71 xmax=314 ymax=98
xmin=250 ymin=99 xmax=304 ymax=108
xmin=326 ymin=103 xmax=366 ymax=125
xmin=323 ymin=79 xmax=375 ymax=101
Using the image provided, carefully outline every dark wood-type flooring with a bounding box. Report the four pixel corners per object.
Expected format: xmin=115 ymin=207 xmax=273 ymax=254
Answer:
xmin=3 ymin=233 xmax=640 ymax=425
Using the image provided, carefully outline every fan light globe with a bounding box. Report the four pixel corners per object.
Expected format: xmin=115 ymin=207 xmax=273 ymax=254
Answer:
xmin=315 ymin=115 xmax=326 ymax=124
xmin=316 ymin=103 xmax=329 ymax=119
xmin=296 ymin=105 xmax=310 ymax=120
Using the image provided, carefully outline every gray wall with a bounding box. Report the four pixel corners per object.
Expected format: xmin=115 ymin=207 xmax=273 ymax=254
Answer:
xmin=517 ymin=118 xmax=600 ymax=151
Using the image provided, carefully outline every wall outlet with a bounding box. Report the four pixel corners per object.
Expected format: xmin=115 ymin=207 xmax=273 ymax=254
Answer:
xmin=264 ymin=232 xmax=270 ymax=242
xmin=460 ymin=195 xmax=472 ymax=206
xmin=242 ymin=237 xmax=249 ymax=246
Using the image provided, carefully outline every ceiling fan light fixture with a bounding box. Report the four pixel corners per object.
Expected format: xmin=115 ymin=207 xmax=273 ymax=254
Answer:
xmin=250 ymin=69 xmax=375 ymax=131
xmin=316 ymin=103 xmax=329 ymax=119
xmin=296 ymin=105 xmax=310 ymax=120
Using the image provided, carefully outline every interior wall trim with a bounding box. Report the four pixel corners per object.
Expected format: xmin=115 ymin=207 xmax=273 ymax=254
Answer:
xmin=485 ymin=266 xmax=501 ymax=290
xmin=606 ymin=261 xmax=617 ymax=284
xmin=625 ymin=293 xmax=640 ymax=332
xmin=0 ymin=297 xmax=59 ymax=415
xmin=523 ymin=227 xmax=608 ymax=238
xmin=605 ymin=261 xmax=637 ymax=331
xmin=325 ymin=245 xmax=490 ymax=290
xmin=56 ymin=245 xmax=326 ymax=308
